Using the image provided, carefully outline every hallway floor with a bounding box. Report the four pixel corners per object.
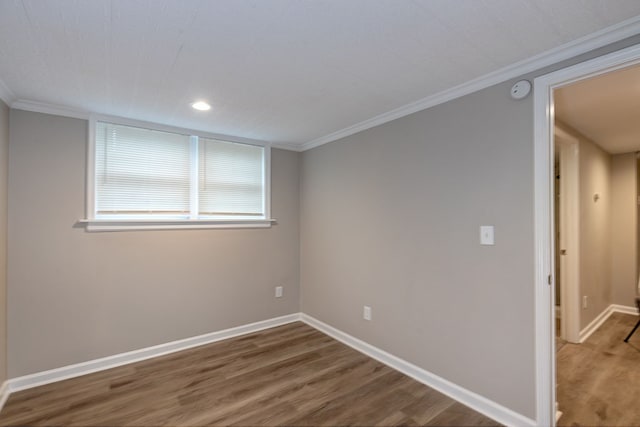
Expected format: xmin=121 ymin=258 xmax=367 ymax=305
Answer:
xmin=557 ymin=312 xmax=640 ymax=426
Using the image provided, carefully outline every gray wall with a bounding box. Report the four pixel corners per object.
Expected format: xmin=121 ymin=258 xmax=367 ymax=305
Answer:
xmin=0 ymin=100 xmax=8 ymax=385
xmin=578 ymin=135 xmax=611 ymax=328
xmin=8 ymin=110 xmax=300 ymax=377
xmin=301 ymin=80 xmax=536 ymax=417
xmin=300 ymin=37 xmax=640 ymax=420
xmin=611 ymin=153 xmax=637 ymax=306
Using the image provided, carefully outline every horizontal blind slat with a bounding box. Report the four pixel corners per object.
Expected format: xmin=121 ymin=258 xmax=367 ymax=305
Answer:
xmin=198 ymin=138 xmax=264 ymax=216
xmin=95 ymin=122 xmax=191 ymax=214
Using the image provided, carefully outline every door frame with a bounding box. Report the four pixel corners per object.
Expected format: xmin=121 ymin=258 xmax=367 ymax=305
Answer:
xmin=554 ymin=125 xmax=580 ymax=344
xmin=534 ymin=43 xmax=640 ymax=426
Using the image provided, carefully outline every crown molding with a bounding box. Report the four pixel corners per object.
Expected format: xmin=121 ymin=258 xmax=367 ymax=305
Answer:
xmin=271 ymin=142 xmax=304 ymax=152
xmin=0 ymin=77 xmax=16 ymax=106
xmin=301 ymin=15 xmax=640 ymax=151
xmin=11 ymin=99 xmax=90 ymax=120
xmin=7 ymin=15 xmax=640 ymax=153
xmin=11 ymin=99 xmax=303 ymax=151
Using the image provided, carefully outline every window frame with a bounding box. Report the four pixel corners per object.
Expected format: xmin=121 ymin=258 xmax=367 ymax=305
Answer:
xmin=85 ymin=115 xmax=273 ymax=231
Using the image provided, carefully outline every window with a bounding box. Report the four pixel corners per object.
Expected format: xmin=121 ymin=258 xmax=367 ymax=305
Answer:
xmin=86 ymin=118 xmax=271 ymax=231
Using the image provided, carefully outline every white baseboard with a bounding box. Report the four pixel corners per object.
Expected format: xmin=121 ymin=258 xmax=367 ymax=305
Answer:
xmin=5 ymin=311 xmax=561 ymax=426
xmin=610 ymin=304 xmax=638 ymax=316
xmin=8 ymin=313 xmax=301 ymax=393
xmin=579 ymin=304 xmax=638 ymax=343
xmin=300 ymin=314 xmax=536 ymax=427
xmin=0 ymin=381 xmax=9 ymax=413
xmin=579 ymin=306 xmax=613 ymax=343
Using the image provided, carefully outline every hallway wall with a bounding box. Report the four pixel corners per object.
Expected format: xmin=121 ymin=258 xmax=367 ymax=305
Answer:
xmin=577 ymin=129 xmax=612 ymax=329
xmin=611 ymin=152 xmax=637 ymax=306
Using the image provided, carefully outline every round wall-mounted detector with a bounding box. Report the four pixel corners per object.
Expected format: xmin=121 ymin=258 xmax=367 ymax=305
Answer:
xmin=510 ymin=80 xmax=531 ymax=100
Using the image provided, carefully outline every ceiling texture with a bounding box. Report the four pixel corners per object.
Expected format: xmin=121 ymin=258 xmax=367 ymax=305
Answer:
xmin=556 ymin=64 xmax=640 ymax=154
xmin=1 ymin=0 xmax=640 ymax=150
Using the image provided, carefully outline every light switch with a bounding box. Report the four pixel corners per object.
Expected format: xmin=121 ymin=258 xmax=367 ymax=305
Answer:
xmin=480 ymin=225 xmax=495 ymax=245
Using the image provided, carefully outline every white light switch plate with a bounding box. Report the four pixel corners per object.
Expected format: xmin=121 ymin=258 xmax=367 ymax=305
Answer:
xmin=480 ymin=226 xmax=495 ymax=245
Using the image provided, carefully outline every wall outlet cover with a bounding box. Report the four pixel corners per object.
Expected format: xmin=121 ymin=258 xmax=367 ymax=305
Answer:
xmin=480 ymin=225 xmax=495 ymax=245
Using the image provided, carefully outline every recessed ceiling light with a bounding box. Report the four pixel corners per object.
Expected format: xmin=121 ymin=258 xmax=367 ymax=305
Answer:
xmin=191 ymin=101 xmax=211 ymax=111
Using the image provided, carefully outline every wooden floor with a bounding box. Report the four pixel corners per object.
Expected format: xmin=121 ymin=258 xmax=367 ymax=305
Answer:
xmin=557 ymin=312 xmax=640 ymax=426
xmin=0 ymin=322 xmax=499 ymax=426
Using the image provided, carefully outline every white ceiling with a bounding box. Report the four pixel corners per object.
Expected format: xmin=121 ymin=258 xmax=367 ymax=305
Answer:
xmin=1 ymin=1 xmax=640 ymax=150
xmin=556 ymin=63 xmax=640 ymax=154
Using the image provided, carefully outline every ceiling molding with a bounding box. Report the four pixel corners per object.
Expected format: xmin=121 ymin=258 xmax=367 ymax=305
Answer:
xmin=12 ymin=99 xmax=90 ymax=120
xmin=11 ymin=99 xmax=304 ymax=152
xmin=7 ymin=14 xmax=640 ymax=153
xmin=270 ymin=142 xmax=303 ymax=152
xmin=301 ymin=14 xmax=640 ymax=151
xmin=0 ymin=77 xmax=16 ymax=106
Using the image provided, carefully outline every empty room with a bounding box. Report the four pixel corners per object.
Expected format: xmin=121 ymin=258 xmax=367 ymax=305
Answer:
xmin=1 ymin=1 xmax=640 ymax=426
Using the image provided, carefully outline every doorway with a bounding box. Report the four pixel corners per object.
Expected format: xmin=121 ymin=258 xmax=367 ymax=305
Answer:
xmin=534 ymin=44 xmax=640 ymax=426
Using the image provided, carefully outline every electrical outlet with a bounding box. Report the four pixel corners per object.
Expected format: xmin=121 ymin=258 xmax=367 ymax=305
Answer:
xmin=275 ymin=286 xmax=283 ymax=298
xmin=363 ymin=305 xmax=372 ymax=321
xmin=582 ymin=295 xmax=588 ymax=309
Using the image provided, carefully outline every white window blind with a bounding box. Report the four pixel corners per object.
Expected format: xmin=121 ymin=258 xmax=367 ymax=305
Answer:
xmin=95 ymin=122 xmax=191 ymax=216
xmin=92 ymin=120 xmax=268 ymax=224
xmin=199 ymin=138 xmax=264 ymax=217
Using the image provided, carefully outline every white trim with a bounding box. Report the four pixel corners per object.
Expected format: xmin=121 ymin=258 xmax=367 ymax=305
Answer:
xmin=534 ymin=43 xmax=640 ymax=427
xmin=610 ymin=304 xmax=638 ymax=316
xmin=0 ymin=381 xmax=9 ymax=413
xmin=0 ymin=78 xmax=15 ymax=106
xmin=189 ymin=135 xmax=199 ymax=219
xmin=91 ymin=114 xmax=271 ymax=149
xmin=263 ymin=145 xmax=272 ymax=220
xmin=271 ymin=142 xmax=303 ymax=152
xmin=4 ymin=305 xmax=637 ymax=417
xmin=579 ymin=304 xmax=639 ymax=343
xmin=12 ymin=99 xmax=90 ymax=120
xmin=7 ymin=313 xmax=301 ymax=392
xmin=533 ymin=63 xmax=555 ymax=427
xmin=86 ymin=118 xmax=96 ymax=220
xmin=79 ymin=218 xmax=276 ymax=232
xmin=86 ymin=116 xmax=273 ymax=230
xmin=579 ymin=306 xmax=613 ymax=343
xmin=4 ymin=311 xmax=538 ymax=426
xmin=11 ymin=101 xmax=290 ymax=147
xmin=300 ymin=314 xmax=536 ymax=427
xmin=302 ymin=15 xmax=640 ymax=150
xmin=555 ymin=125 xmax=581 ymax=344
xmin=10 ymin=100 xmax=304 ymax=151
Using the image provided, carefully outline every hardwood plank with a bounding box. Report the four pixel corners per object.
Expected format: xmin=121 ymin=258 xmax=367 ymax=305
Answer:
xmin=557 ymin=312 xmax=640 ymax=426
xmin=0 ymin=322 xmax=500 ymax=426
xmin=400 ymin=387 xmax=457 ymax=425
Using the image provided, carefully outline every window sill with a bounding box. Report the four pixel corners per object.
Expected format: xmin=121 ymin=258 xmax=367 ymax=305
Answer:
xmin=77 ymin=218 xmax=276 ymax=232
